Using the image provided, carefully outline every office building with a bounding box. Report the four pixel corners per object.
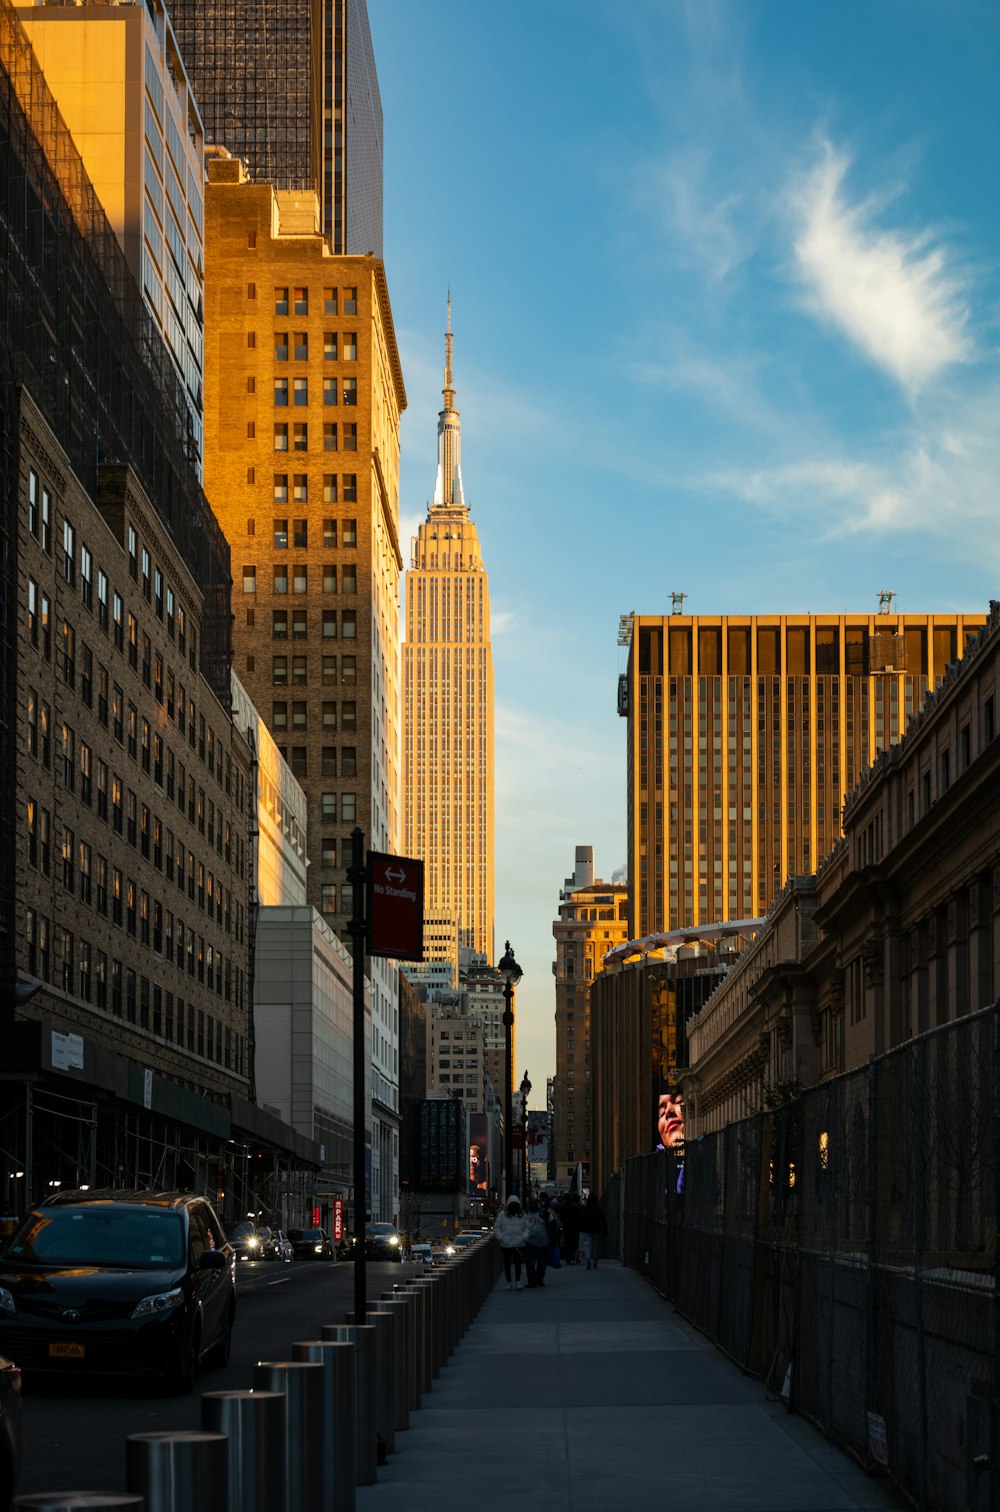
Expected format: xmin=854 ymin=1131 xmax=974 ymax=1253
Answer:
xmin=169 ymin=0 xmax=382 ymax=256
xmin=203 ymin=155 xmax=406 ymax=1218
xmin=17 ymin=0 xmax=207 ymax=473
xmin=403 ymin=304 xmax=495 ymax=958
xmin=551 ymin=847 xmax=628 ymax=1186
xmin=620 ymin=611 xmax=988 ymax=938
xmin=684 ymin=600 xmax=1000 ymax=1136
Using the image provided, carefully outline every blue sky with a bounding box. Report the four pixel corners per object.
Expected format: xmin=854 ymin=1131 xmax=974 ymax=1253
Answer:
xmin=370 ymin=0 xmax=1000 ymax=1086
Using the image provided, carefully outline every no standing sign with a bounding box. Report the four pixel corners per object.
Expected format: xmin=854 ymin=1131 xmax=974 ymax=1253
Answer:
xmin=366 ymin=851 xmax=425 ymax=961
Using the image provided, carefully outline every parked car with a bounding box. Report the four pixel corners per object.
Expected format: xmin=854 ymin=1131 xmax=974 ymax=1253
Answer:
xmin=230 ymin=1221 xmax=269 ymax=1262
xmin=0 ymin=1354 xmax=22 ymax=1512
xmin=365 ymin=1222 xmax=402 ymax=1261
xmin=407 ymin=1241 xmax=433 ymax=1265
xmin=286 ymin=1227 xmax=334 ymax=1261
xmin=273 ymin=1231 xmax=294 ymax=1263
xmin=0 ymin=1189 xmax=235 ymax=1392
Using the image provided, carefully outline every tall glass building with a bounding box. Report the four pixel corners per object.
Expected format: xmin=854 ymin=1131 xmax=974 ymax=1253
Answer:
xmin=169 ymin=0 xmax=382 ymax=256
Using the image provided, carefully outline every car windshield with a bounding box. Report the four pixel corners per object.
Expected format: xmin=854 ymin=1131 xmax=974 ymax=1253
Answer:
xmin=289 ymin=1228 xmax=324 ymax=1242
xmin=232 ymin=1222 xmax=256 ymax=1239
xmin=7 ymin=1206 xmax=186 ymax=1269
xmin=366 ymin=1223 xmax=394 ymax=1237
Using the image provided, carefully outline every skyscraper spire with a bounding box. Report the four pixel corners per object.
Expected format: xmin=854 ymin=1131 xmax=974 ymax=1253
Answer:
xmin=433 ymin=290 xmax=465 ymax=508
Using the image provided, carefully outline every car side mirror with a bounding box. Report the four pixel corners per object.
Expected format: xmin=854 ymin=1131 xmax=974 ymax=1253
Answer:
xmin=199 ymin=1249 xmax=228 ymax=1270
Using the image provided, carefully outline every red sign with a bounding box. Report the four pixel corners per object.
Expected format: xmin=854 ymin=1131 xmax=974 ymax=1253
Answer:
xmin=367 ymin=851 xmax=424 ymax=961
xmin=333 ymin=1198 xmax=344 ymax=1242
xmin=312 ymin=1205 xmax=321 ymax=1228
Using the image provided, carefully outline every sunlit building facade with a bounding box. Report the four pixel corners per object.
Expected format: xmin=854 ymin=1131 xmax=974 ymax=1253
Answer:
xmin=551 ymin=848 xmax=628 ymax=1186
xmin=621 ymin=612 xmax=988 ymax=938
xmin=203 ymin=156 xmax=406 ymax=1218
xmin=17 ymin=0 xmax=206 ymax=473
xmin=402 ymin=306 xmax=494 ymax=959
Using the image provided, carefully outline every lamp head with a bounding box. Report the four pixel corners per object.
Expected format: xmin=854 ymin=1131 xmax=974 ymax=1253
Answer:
xmin=497 ymin=940 xmax=522 ymax=986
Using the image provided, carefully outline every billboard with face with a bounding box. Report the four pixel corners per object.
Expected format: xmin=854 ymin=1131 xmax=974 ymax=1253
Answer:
xmin=652 ymin=976 xmax=685 ymax=1152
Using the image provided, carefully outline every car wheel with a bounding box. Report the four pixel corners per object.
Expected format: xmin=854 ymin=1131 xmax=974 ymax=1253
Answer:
xmin=210 ymin=1303 xmax=234 ymax=1370
xmin=171 ymin=1322 xmax=201 ymax=1395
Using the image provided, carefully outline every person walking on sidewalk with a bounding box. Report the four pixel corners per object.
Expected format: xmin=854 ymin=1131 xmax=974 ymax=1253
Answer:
xmin=559 ymin=1192 xmax=583 ymax=1264
xmin=494 ymin=1195 xmax=529 ymax=1289
xmin=524 ymin=1199 xmax=556 ymax=1288
xmin=578 ymin=1193 xmax=608 ymax=1270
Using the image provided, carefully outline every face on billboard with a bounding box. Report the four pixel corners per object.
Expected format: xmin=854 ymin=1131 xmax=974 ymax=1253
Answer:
xmin=657 ymin=1088 xmax=684 ymax=1150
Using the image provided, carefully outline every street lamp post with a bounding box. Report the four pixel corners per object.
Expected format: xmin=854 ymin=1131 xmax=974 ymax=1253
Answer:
xmin=498 ymin=941 xmax=522 ymax=1202
xmin=520 ymin=1070 xmax=532 ymax=1200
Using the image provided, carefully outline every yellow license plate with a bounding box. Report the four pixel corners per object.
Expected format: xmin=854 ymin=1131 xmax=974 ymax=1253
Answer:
xmin=49 ymin=1341 xmax=85 ymax=1359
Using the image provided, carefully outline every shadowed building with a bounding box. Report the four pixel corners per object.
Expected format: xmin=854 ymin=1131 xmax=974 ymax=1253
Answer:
xmin=169 ymin=0 xmax=382 ymax=256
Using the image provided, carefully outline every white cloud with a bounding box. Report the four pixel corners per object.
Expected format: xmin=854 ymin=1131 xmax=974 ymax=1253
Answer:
xmin=707 ymin=384 xmax=1000 ymax=561
xmin=491 ymin=608 xmax=515 ymax=637
xmin=645 ymin=148 xmax=750 ymax=283
xmin=792 ymin=142 xmax=971 ymax=392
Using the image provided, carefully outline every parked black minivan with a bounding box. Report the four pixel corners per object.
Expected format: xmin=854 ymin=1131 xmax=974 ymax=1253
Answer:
xmin=0 ymin=1189 xmax=235 ymax=1392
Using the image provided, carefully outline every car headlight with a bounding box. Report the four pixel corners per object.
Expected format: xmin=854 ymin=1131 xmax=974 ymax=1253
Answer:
xmin=314 ymin=1244 xmax=323 ymax=1253
xmin=131 ymin=1286 xmax=184 ymax=1319
xmin=389 ymin=1235 xmax=399 ymax=1246
xmin=0 ymin=1287 xmax=16 ymax=1316
xmin=445 ymin=1245 xmax=455 ymax=1255
xmin=247 ymin=1236 xmax=259 ymax=1248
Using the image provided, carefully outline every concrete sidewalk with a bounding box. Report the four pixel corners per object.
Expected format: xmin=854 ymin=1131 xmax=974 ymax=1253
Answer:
xmin=358 ymin=1258 xmax=903 ymax=1512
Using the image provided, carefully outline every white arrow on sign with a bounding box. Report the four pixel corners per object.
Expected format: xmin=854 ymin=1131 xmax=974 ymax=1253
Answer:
xmin=386 ymin=867 xmax=406 ymax=884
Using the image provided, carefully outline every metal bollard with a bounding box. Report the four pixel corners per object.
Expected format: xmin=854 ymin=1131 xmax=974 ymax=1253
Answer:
xmin=382 ymin=1288 xmax=421 ymax=1412
xmin=125 ymin=1431 xmax=228 ymax=1512
xmin=346 ymin=1310 xmax=395 ymax=1456
xmin=365 ymin=1301 xmax=409 ymax=1433
xmin=252 ymin=1360 xmax=327 ymax=1512
xmin=201 ymin=1389 xmax=286 ymax=1512
xmin=291 ymin=1340 xmax=355 ymax=1512
xmin=322 ymin=1323 xmax=378 ymax=1484
xmin=395 ymin=1281 xmax=433 ymax=1396
xmin=15 ymin=1498 xmax=143 ymax=1511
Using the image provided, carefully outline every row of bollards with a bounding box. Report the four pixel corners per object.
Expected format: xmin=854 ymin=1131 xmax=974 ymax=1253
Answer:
xmin=15 ymin=1237 xmax=503 ymax=1512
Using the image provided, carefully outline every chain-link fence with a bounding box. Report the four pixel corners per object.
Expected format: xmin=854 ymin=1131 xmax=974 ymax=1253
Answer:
xmin=613 ymin=1004 xmax=1000 ymax=1512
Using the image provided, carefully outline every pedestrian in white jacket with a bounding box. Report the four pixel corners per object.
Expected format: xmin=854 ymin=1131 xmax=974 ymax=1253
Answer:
xmin=493 ymin=1196 xmax=530 ymax=1289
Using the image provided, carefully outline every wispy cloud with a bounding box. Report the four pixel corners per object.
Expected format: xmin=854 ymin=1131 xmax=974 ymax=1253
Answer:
xmin=792 ymin=141 xmax=971 ymax=392
xmin=642 ymin=148 xmax=751 ymax=283
xmin=707 ymin=383 xmax=1000 ymax=562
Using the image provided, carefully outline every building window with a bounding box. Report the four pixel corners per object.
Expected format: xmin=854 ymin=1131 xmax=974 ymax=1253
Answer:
xmin=324 ymin=423 xmax=338 ymax=451
xmin=273 ymin=565 xmax=288 ymax=595
xmin=291 ymin=655 xmax=307 ymax=685
xmin=342 ymin=378 xmax=357 ymax=406
xmin=291 ymin=747 xmax=307 ymax=778
xmin=274 ymin=286 xmax=289 ymax=315
xmin=63 ymin=520 xmax=76 ymax=585
xmin=293 ymin=475 xmax=308 ymax=504
xmin=322 ymin=701 xmax=337 ymax=730
xmin=324 ymin=287 xmax=337 ymax=315
xmin=274 ymin=331 xmax=289 ymax=361
xmin=323 ymin=377 xmax=338 ymax=407
xmin=321 ymin=884 xmax=337 ymax=914
xmin=322 ymin=838 xmax=337 ymax=866
xmin=272 ymin=611 xmax=288 ymax=639
xmin=293 ymin=332 xmax=308 ymax=361
xmin=342 ymin=564 xmax=357 ymax=594
xmin=343 ymin=286 xmax=357 ymax=315
xmin=341 ymin=747 xmax=357 ymax=777
xmin=321 ymin=748 xmax=337 ymax=776
xmin=342 ymin=422 xmax=357 ymax=451
xmin=274 ymin=378 xmax=289 ymax=406
xmin=293 ymin=423 xmax=308 ymax=452
xmin=242 ymin=566 xmax=256 ymax=594
xmin=341 ymin=655 xmax=356 ymax=684
xmin=291 ymin=700 xmax=307 ymax=730
xmin=321 ymin=792 xmax=337 ymax=821
xmin=343 ymin=519 xmax=357 ymax=547
xmin=323 ymin=519 xmax=338 ymax=548
xmin=292 ymin=610 xmax=307 ymax=639
xmin=341 ymin=793 xmax=357 ymax=822
xmin=293 ymin=287 xmax=308 ymax=315
xmin=323 ymin=565 xmax=337 ymax=594
xmin=324 ymin=332 xmax=338 ymax=360
xmin=292 ymin=564 xmax=308 ymax=594
xmin=272 ymin=702 xmax=288 ymax=730
xmin=272 ymin=656 xmax=288 ymax=686
xmin=323 ymin=476 xmax=338 ymax=505
xmin=293 ymin=378 xmax=308 ymax=406
xmin=341 ymin=610 xmax=357 ymax=640
xmin=341 ymin=701 xmax=357 ymax=732
xmin=343 ymin=332 xmax=358 ymax=361
xmin=323 ymin=611 xmax=337 ymax=639
xmin=322 ymin=656 xmax=337 ymax=684
xmin=274 ymin=423 xmax=289 ymax=450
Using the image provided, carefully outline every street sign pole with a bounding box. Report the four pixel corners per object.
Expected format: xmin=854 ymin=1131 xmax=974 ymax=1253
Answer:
xmin=348 ymin=826 xmax=368 ymax=1322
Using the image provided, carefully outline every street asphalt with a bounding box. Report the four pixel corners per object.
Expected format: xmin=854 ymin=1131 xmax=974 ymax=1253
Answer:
xmin=358 ymin=1258 xmax=906 ymax=1512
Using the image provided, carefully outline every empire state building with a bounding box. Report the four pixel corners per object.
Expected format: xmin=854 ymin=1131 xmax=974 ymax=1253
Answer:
xmin=403 ymin=304 xmax=495 ymax=961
